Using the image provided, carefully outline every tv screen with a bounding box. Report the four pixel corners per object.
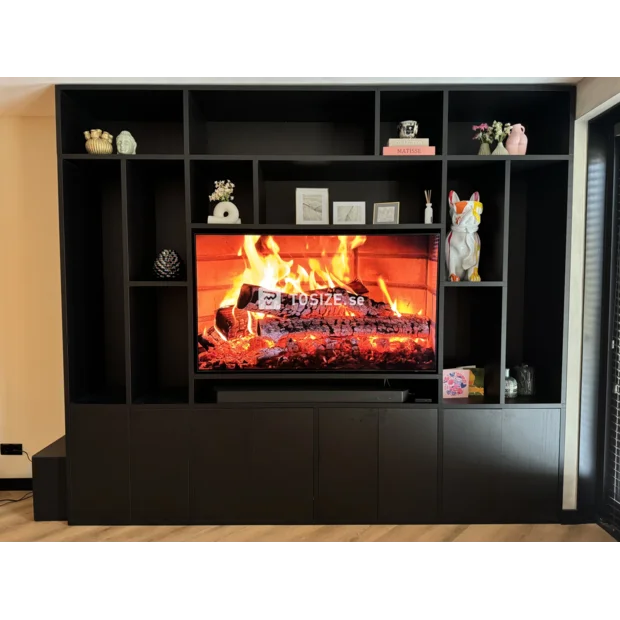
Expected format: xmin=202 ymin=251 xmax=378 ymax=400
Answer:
xmin=196 ymin=234 xmax=438 ymax=372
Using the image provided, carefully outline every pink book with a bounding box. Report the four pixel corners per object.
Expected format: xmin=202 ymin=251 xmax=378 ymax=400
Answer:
xmin=382 ymin=146 xmax=436 ymax=156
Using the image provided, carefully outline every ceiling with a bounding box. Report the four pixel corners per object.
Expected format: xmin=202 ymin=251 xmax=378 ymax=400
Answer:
xmin=0 ymin=77 xmax=583 ymax=116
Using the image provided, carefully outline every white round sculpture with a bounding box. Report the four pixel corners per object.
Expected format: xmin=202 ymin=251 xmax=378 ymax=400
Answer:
xmin=208 ymin=201 xmax=241 ymax=224
xmin=116 ymin=131 xmax=137 ymax=155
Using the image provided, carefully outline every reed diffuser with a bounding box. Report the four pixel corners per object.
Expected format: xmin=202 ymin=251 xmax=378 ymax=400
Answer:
xmin=424 ymin=190 xmax=433 ymax=224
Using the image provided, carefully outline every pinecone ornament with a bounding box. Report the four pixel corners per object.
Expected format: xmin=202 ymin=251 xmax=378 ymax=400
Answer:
xmin=153 ymin=249 xmax=182 ymax=280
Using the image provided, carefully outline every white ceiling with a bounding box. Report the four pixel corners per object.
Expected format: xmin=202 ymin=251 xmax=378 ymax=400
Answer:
xmin=0 ymin=71 xmax=587 ymax=87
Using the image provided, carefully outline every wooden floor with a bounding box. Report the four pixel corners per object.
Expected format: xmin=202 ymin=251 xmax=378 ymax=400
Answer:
xmin=0 ymin=493 xmax=614 ymax=542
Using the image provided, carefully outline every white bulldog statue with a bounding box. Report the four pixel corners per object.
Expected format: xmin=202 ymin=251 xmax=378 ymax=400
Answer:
xmin=445 ymin=190 xmax=483 ymax=282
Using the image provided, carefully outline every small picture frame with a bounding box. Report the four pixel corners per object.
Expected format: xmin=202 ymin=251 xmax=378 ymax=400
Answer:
xmin=333 ymin=201 xmax=366 ymax=225
xmin=296 ymin=188 xmax=329 ymax=225
xmin=373 ymin=201 xmax=400 ymax=225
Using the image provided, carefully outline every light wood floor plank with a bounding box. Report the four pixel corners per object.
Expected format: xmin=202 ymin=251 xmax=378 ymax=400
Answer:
xmin=0 ymin=494 xmax=614 ymax=541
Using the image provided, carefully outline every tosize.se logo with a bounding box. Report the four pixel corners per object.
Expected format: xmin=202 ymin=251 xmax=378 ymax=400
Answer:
xmin=258 ymin=289 xmax=282 ymax=310
xmin=257 ymin=287 xmax=365 ymax=310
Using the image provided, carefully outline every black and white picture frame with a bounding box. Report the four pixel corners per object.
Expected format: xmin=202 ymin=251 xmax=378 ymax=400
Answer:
xmin=333 ymin=201 xmax=366 ymax=225
xmin=296 ymin=188 xmax=329 ymax=225
xmin=373 ymin=201 xmax=400 ymax=225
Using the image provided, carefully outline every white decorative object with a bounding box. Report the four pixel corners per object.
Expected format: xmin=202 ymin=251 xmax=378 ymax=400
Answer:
xmin=424 ymin=190 xmax=433 ymax=224
xmin=445 ymin=190 xmax=483 ymax=282
xmin=208 ymin=201 xmax=241 ymax=224
xmin=373 ymin=202 xmax=400 ymax=225
xmin=296 ymin=188 xmax=329 ymax=225
xmin=208 ymin=180 xmax=240 ymax=224
xmin=333 ymin=201 xmax=365 ymax=225
xmin=397 ymin=120 xmax=419 ymax=138
xmin=116 ymin=130 xmax=137 ymax=154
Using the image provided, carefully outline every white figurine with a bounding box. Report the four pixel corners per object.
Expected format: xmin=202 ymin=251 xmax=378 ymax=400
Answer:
xmin=116 ymin=131 xmax=137 ymax=155
xmin=445 ymin=190 xmax=483 ymax=282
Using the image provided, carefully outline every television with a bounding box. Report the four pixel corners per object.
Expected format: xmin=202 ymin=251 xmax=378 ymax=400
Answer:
xmin=195 ymin=234 xmax=438 ymax=372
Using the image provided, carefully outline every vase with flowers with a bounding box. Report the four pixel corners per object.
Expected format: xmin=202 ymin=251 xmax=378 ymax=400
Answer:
xmin=472 ymin=123 xmax=493 ymax=155
xmin=208 ymin=179 xmax=241 ymax=224
xmin=490 ymin=120 xmax=512 ymax=155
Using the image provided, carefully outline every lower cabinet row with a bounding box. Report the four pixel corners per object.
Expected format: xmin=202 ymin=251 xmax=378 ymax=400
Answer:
xmin=67 ymin=405 xmax=561 ymax=525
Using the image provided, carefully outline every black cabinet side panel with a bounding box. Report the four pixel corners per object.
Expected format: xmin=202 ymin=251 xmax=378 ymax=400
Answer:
xmin=317 ymin=407 xmax=378 ymax=523
xmin=130 ymin=408 xmax=190 ymax=524
xmin=68 ymin=405 xmax=130 ymax=524
xmin=251 ymin=408 xmax=314 ymax=524
xmin=378 ymin=409 xmax=438 ymax=523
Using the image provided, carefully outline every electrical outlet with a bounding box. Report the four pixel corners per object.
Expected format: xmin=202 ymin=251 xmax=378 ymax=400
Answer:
xmin=0 ymin=443 xmax=23 ymax=456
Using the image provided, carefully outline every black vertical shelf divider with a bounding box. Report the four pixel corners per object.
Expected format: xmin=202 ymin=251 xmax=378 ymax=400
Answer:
xmin=121 ymin=159 xmax=132 ymax=405
xmin=499 ymin=160 xmax=511 ymax=404
xmin=184 ymin=88 xmax=195 ymax=404
xmin=374 ymin=89 xmax=381 ymax=156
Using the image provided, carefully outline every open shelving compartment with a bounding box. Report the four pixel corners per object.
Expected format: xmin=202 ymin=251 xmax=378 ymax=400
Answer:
xmin=379 ymin=90 xmax=444 ymax=154
xmin=62 ymin=159 xmax=126 ymax=403
xmin=446 ymin=159 xmax=505 ymax=283
xmin=442 ymin=286 xmax=503 ymax=405
xmin=190 ymin=159 xmax=254 ymax=224
xmin=447 ymin=89 xmax=572 ymax=156
xmin=126 ymin=159 xmax=186 ymax=282
xmin=59 ymin=89 xmax=185 ymax=155
xmin=506 ymin=159 xmax=569 ymax=405
xmin=188 ymin=89 xmax=376 ymax=156
xmin=130 ymin=285 xmax=189 ymax=404
xmin=258 ymin=158 xmax=442 ymax=226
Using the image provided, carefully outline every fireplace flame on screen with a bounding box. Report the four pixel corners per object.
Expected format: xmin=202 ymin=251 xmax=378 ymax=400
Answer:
xmin=198 ymin=235 xmax=435 ymax=371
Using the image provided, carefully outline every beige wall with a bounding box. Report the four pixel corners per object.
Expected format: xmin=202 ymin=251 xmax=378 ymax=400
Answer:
xmin=0 ymin=96 xmax=64 ymax=478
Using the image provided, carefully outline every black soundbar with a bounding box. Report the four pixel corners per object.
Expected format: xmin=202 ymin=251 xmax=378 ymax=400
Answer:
xmin=216 ymin=388 xmax=409 ymax=403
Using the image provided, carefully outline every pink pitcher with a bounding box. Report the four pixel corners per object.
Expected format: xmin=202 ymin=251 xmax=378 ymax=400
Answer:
xmin=506 ymin=124 xmax=528 ymax=155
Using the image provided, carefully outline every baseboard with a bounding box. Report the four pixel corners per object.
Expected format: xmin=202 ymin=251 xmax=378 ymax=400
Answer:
xmin=561 ymin=509 xmax=595 ymax=524
xmin=0 ymin=478 xmax=33 ymax=491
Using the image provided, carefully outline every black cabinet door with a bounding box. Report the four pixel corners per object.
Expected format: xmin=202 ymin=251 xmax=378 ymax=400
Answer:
xmin=190 ymin=407 xmax=314 ymax=524
xmin=378 ymin=408 xmax=438 ymax=523
xmin=499 ymin=409 xmax=561 ymax=522
xmin=317 ymin=407 xmax=378 ymax=523
xmin=443 ymin=409 xmax=502 ymax=522
xmin=190 ymin=409 xmax=251 ymax=523
xmin=68 ymin=405 xmax=130 ymax=525
xmin=251 ymin=408 xmax=314 ymax=524
xmin=130 ymin=408 xmax=190 ymax=524
xmin=443 ymin=408 xmax=561 ymax=523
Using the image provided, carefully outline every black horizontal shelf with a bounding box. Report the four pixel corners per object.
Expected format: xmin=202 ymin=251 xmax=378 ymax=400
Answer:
xmin=441 ymin=397 xmax=501 ymax=408
xmin=504 ymin=396 xmax=563 ymax=408
xmin=129 ymin=280 xmax=187 ymax=287
xmin=191 ymin=223 xmax=442 ymax=232
xmin=442 ymin=281 xmax=505 ymax=288
xmin=61 ymin=154 xmax=185 ymax=160
xmin=446 ymin=154 xmax=570 ymax=162
xmin=194 ymin=373 xmax=440 ymax=381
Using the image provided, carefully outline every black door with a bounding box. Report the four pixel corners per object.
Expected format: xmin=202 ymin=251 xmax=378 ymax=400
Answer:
xmin=600 ymin=124 xmax=620 ymax=537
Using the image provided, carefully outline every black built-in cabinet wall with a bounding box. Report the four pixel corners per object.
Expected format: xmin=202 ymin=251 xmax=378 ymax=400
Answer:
xmin=57 ymin=85 xmax=574 ymax=524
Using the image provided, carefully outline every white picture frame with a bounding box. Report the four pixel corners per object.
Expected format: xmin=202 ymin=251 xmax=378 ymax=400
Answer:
xmin=296 ymin=188 xmax=329 ymax=225
xmin=333 ymin=201 xmax=366 ymax=225
xmin=373 ymin=201 xmax=400 ymax=225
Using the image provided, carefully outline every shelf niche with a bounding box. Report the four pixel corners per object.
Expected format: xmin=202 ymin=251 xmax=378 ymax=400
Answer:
xmin=190 ymin=159 xmax=254 ymax=224
xmin=379 ymin=90 xmax=444 ymax=154
xmin=59 ymin=89 xmax=184 ymax=155
xmin=188 ymin=90 xmax=375 ymax=155
xmin=506 ymin=160 xmax=568 ymax=403
xmin=127 ymin=160 xmax=186 ymax=281
xmin=259 ymin=159 xmax=442 ymax=225
xmin=62 ymin=159 xmax=126 ymax=403
xmin=446 ymin=159 xmax=505 ymax=282
xmin=443 ymin=286 xmax=502 ymax=402
xmin=130 ymin=287 xmax=189 ymax=404
xmin=448 ymin=90 xmax=571 ymax=156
